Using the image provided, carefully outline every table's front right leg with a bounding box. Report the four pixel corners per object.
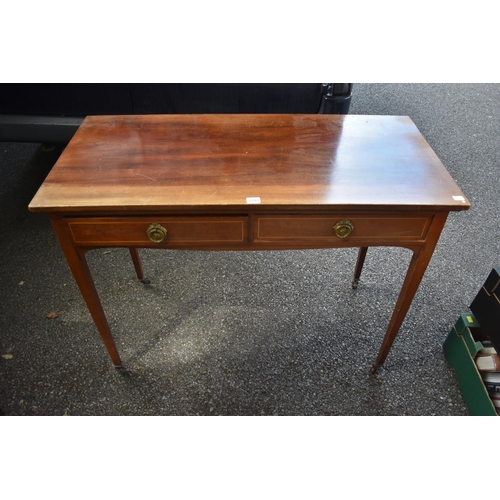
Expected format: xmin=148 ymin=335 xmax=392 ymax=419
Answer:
xmin=370 ymin=212 xmax=449 ymax=373
xmin=50 ymin=215 xmax=122 ymax=367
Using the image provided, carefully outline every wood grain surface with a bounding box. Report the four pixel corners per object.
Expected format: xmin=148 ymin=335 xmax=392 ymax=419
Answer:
xmin=29 ymin=114 xmax=470 ymax=213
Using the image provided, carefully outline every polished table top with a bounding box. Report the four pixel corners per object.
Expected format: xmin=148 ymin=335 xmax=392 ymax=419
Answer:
xmin=29 ymin=114 xmax=470 ymax=214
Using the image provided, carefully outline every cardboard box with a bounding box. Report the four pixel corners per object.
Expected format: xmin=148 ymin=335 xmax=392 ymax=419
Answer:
xmin=470 ymin=267 xmax=500 ymax=353
xmin=443 ymin=313 xmax=498 ymax=416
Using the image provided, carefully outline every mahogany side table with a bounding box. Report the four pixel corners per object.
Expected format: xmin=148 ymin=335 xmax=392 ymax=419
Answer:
xmin=29 ymin=114 xmax=470 ymax=373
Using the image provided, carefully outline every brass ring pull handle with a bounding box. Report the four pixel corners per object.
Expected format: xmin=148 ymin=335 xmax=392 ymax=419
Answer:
xmin=147 ymin=223 xmax=167 ymax=243
xmin=333 ymin=219 xmax=354 ymax=238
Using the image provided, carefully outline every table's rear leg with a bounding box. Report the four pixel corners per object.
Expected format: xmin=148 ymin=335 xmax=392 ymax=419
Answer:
xmin=129 ymin=247 xmax=150 ymax=284
xmin=352 ymin=247 xmax=368 ymax=289
xmin=50 ymin=216 xmax=122 ymax=367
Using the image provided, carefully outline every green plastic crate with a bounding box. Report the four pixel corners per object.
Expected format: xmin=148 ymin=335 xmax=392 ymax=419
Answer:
xmin=443 ymin=313 xmax=497 ymax=416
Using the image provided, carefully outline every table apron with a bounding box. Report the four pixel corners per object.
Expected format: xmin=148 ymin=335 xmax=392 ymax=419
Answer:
xmin=62 ymin=212 xmax=435 ymax=251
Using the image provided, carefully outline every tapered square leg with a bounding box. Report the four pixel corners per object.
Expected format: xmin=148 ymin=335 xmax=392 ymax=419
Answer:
xmin=129 ymin=247 xmax=144 ymax=281
xmin=50 ymin=216 xmax=122 ymax=367
xmin=352 ymin=247 xmax=368 ymax=289
xmin=370 ymin=212 xmax=449 ymax=373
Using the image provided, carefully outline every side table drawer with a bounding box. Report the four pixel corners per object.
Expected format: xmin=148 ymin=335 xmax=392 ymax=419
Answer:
xmin=254 ymin=215 xmax=431 ymax=243
xmin=68 ymin=216 xmax=248 ymax=247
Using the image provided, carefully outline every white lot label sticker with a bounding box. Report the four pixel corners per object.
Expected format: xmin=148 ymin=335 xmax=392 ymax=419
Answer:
xmin=453 ymin=196 xmax=465 ymax=201
xmin=246 ymin=197 xmax=261 ymax=204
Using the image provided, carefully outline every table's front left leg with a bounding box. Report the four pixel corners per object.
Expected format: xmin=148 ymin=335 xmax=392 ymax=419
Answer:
xmin=50 ymin=216 xmax=122 ymax=367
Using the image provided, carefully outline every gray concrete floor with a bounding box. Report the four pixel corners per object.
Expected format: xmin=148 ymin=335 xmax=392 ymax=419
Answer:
xmin=1 ymin=83 xmax=499 ymax=415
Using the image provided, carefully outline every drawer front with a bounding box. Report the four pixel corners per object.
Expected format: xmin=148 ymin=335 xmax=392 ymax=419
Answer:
xmin=68 ymin=216 xmax=248 ymax=246
xmin=254 ymin=215 xmax=431 ymax=242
